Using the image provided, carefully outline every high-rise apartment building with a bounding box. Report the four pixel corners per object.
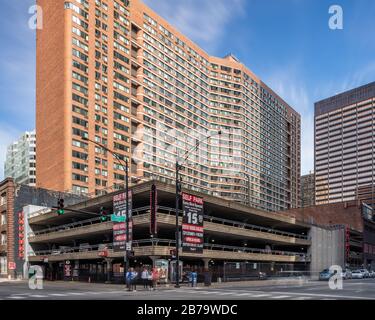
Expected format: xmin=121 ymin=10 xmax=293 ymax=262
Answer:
xmin=315 ymin=82 xmax=375 ymax=205
xmin=4 ymin=130 xmax=36 ymax=186
xmin=301 ymin=173 xmax=315 ymax=208
xmin=36 ymin=0 xmax=301 ymax=211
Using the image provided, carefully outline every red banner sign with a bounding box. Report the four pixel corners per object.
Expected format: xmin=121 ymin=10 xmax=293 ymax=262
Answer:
xmin=182 ymin=193 xmax=204 ymax=254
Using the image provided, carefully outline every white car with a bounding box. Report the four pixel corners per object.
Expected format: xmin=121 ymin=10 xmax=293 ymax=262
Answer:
xmin=341 ymin=269 xmax=352 ymax=280
xmin=352 ymin=270 xmax=364 ymax=279
xmin=361 ymin=269 xmax=370 ymax=278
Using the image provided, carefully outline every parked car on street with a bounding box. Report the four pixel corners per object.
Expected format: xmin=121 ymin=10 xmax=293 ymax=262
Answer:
xmin=341 ymin=268 xmax=352 ymax=280
xmin=319 ymin=269 xmax=335 ymax=281
xmin=369 ymin=271 xmax=375 ymax=278
xmin=360 ymin=269 xmax=370 ymax=278
xmin=352 ymin=270 xmax=364 ymax=279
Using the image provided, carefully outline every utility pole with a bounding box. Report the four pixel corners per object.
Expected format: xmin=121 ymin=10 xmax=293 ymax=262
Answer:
xmin=174 ymin=131 xmax=222 ymax=288
xmin=82 ymin=137 xmax=130 ymax=282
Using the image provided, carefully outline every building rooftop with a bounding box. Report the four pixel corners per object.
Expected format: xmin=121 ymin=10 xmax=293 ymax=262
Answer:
xmin=315 ymin=81 xmax=375 ymax=116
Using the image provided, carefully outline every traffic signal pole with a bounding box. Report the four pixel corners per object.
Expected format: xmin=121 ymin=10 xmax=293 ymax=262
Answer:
xmin=125 ymin=159 xmax=130 ymax=280
xmin=82 ymin=137 xmax=131 ymax=282
xmin=175 ymin=161 xmax=181 ymax=288
xmin=174 ymin=130 xmax=222 ymax=289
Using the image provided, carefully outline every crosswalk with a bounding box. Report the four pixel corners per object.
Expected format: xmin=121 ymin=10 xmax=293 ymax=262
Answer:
xmin=168 ymin=288 xmax=362 ymax=300
xmin=168 ymin=288 xmax=320 ymax=300
xmin=5 ymin=290 xmax=126 ymax=300
xmin=3 ymin=287 xmax=369 ymax=300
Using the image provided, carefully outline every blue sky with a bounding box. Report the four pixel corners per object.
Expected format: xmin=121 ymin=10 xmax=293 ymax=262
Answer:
xmin=1 ymin=0 xmax=375 ymax=179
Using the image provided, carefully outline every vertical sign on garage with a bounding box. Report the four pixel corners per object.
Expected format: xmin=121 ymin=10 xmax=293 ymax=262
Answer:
xmin=18 ymin=212 xmax=25 ymax=259
xmin=150 ymin=184 xmax=158 ymax=236
xmin=113 ymin=191 xmax=133 ymax=252
xmin=182 ymin=193 xmax=204 ymax=254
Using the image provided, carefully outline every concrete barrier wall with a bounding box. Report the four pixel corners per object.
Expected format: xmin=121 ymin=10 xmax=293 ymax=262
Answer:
xmin=309 ymin=226 xmax=345 ymax=278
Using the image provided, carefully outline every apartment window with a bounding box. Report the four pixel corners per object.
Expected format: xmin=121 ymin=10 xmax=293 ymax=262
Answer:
xmin=0 ymin=233 xmax=6 ymax=245
xmin=1 ymin=214 xmax=6 ymax=225
xmin=0 ymin=193 xmax=6 ymax=206
xmin=72 ymin=185 xmax=88 ymax=194
xmin=72 ymin=173 xmax=88 ymax=183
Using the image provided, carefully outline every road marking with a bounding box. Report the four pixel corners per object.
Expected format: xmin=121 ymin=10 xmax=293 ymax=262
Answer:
xmin=50 ymin=294 xmax=68 ymax=297
xmin=271 ymin=295 xmax=290 ymax=299
xmin=201 ymin=291 xmax=221 ymax=295
xmin=255 ymin=290 xmax=375 ymax=300
xmin=29 ymin=295 xmax=48 ymax=298
xmin=251 ymin=294 xmax=270 ymax=298
xmin=8 ymin=296 xmax=26 ymax=299
xmin=208 ymin=288 xmax=375 ymax=300
xmin=68 ymin=292 xmax=86 ymax=296
xmin=292 ymin=297 xmax=313 ymax=300
xmin=236 ymin=293 xmax=253 ymax=297
xmin=215 ymin=292 xmax=237 ymax=296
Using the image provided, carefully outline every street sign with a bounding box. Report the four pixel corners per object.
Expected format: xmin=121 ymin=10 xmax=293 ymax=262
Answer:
xmin=8 ymin=262 xmax=16 ymax=270
xmin=150 ymin=184 xmax=158 ymax=236
xmin=113 ymin=191 xmax=133 ymax=252
xmin=111 ymin=214 xmax=126 ymax=223
xmin=126 ymin=242 xmax=132 ymax=251
xmin=182 ymin=193 xmax=204 ymax=254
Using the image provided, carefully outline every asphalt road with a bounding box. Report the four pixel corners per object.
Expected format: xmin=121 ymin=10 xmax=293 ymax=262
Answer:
xmin=0 ymin=278 xmax=375 ymax=300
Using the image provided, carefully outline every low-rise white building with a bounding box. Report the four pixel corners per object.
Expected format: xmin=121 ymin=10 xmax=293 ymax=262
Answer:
xmin=4 ymin=130 xmax=36 ymax=186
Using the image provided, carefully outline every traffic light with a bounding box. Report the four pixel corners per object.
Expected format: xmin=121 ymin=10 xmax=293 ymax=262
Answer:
xmin=100 ymin=207 xmax=109 ymax=222
xmin=57 ymin=198 xmax=65 ymax=215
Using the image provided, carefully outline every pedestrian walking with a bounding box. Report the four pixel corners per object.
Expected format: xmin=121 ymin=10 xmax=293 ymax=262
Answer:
xmin=191 ymin=270 xmax=198 ymax=288
xmin=151 ymin=267 xmax=159 ymax=291
xmin=131 ymin=268 xmax=138 ymax=292
xmin=141 ymin=267 xmax=150 ymax=290
xmin=125 ymin=268 xmax=132 ymax=291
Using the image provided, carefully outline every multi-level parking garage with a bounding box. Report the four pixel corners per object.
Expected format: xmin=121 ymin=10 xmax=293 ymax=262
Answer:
xmin=25 ymin=181 xmax=311 ymax=282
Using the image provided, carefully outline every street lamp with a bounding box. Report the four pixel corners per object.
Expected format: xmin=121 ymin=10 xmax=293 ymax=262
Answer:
xmin=82 ymin=137 xmax=130 ymax=280
xmin=174 ymin=130 xmax=222 ymax=288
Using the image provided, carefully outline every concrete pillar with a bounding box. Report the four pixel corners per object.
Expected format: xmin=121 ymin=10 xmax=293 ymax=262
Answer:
xmin=105 ymin=258 xmax=113 ymax=284
xmin=202 ymin=258 xmax=210 ymax=271
xmin=73 ymin=260 xmax=79 ymax=280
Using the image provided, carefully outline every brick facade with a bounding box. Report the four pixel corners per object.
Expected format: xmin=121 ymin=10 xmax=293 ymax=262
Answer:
xmin=0 ymin=178 xmax=86 ymax=278
xmin=280 ymin=201 xmax=363 ymax=232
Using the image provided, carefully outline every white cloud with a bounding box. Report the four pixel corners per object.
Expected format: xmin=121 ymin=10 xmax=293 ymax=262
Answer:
xmin=340 ymin=61 xmax=375 ymax=92
xmin=143 ymin=0 xmax=245 ymax=52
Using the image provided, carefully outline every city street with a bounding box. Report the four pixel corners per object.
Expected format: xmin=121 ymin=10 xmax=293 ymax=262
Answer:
xmin=1 ymin=279 xmax=375 ymax=300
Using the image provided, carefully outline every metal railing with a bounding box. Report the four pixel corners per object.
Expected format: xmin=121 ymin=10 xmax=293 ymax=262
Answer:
xmin=30 ymin=238 xmax=308 ymax=260
xmin=27 ymin=206 xmax=308 ymax=241
xmin=156 ymin=206 xmax=309 ymax=240
xmin=28 ymin=206 xmax=151 ymax=237
xmin=28 ymin=217 xmax=104 ymax=237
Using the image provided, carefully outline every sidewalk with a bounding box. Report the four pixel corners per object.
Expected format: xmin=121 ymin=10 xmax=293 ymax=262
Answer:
xmin=197 ymin=277 xmax=313 ymax=289
xmin=0 ymin=278 xmax=25 ymax=284
xmin=0 ymin=276 xmax=314 ymax=290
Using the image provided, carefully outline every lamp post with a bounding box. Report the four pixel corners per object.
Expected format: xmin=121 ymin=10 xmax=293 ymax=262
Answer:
xmin=82 ymin=137 xmax=130 ymax=279
xmin=174 ymin=130 xmax=222 ymax=288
